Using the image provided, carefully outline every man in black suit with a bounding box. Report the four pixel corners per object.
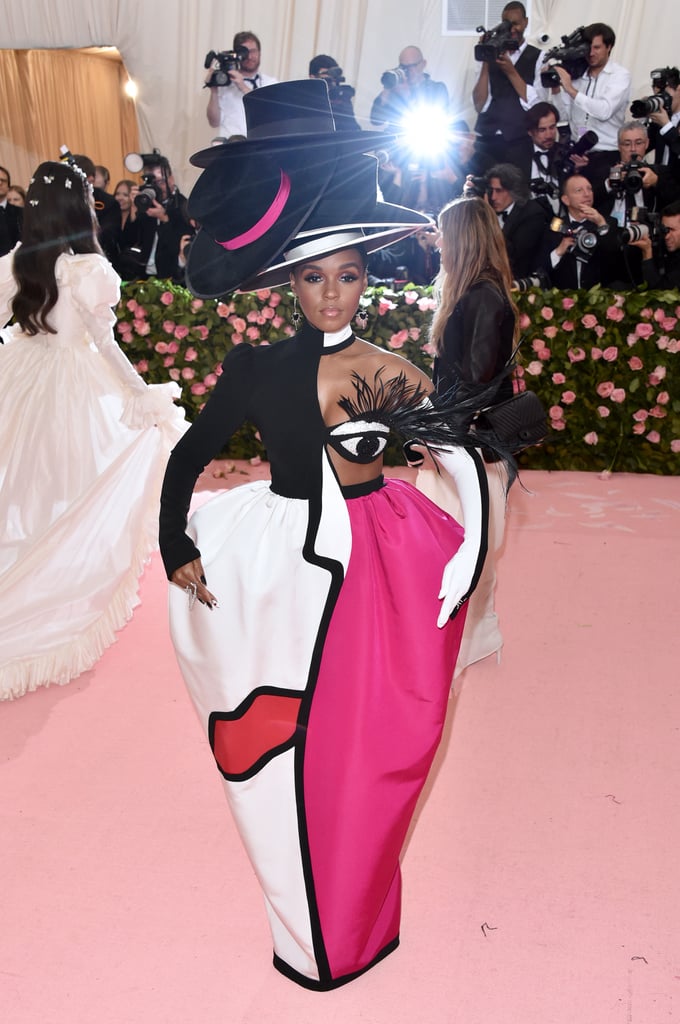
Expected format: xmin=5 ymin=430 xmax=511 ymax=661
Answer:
xmin=486 ymin=162 xmax=550 ymax=280
xmin=644 ymin=67 xmax=680 ymax=170
xmin=0 ymin=166 xmax=22 ymax=256
xmin=471 ymin=1 xmax=542 ymax=172
xmin=547 ymin=175 xmax=619 ymax=289
xmin=629 ymin=200 xmax=680 ymax=288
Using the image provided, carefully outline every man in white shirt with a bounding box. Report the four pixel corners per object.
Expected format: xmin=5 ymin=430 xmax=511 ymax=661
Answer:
xmin=540 ymin=22 xmax=631 ymax=191
xmin=205 ymin=31 xmax=277 ymax=141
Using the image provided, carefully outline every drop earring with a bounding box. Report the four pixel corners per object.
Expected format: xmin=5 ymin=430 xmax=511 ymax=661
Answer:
xmin=291 ymin=294 xmax=303 ymax=329
xmin=355 ymin=307 xmax=369 ymax=330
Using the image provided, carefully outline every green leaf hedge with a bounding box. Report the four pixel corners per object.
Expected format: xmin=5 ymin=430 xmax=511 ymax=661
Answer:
xmin=116 ymin=279 xmax=680 ymax=475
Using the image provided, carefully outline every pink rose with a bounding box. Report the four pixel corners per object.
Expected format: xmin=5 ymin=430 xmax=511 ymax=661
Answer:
xmin=181 ymin=368 xmax=196 ymax=380
xmin=561 ymin=390 xmax=576 ymax=405
xmin=562 ymin=297 xmax=575 ymax=310
xmin=653 ymin=364 xmax=667 ymax=380
xmin=646 ymin=431 xmax=661 ymax=444
xmin=541 ymin=306 xmax=554 ymax=320
xmin=168 ymin=368 xmax=180 ymax=381
xmin=581 ymin=314 xmax=598 ymax=329
xmin=584 ymin=432 xmax=599 ymax=445
xmin=216 ymin=302 xmax=230 ymax=318
xmin=602 ymin=346 xmax=618 ymax=362
xmin=606 ymin=305 xmax=624 ymax=321
xmin=635 ymin=322 xmax=654 ymax=338
xmin=163 ymin=355 xmax=174 ymax=367
xmin=525 ymin=360 xmax=543 ymax=375
xmin=184 ymin=347 xmax=197 ymax=361
xmin=165 ymin=341 xmax=179 ymax=354
xmin=134 ymin=306 xmax=147 ymax=318
xmin=422 ymin=341 xmax=436 ymax=357
xmin=174 ymin=325 xmax=190 ymax=340
xmin=256 ymin=288 xmax=271 ymax=301
xmin=591 ymin=347 xmax=603 ymax=360
xmin=567 ymin=346 xmax=586 ymax=362
xmin=269 ymin=292 xmax=281 ymax=307
xmin=378 ymin=297 xmax=396 ymax=315
xmin=537 ymin=348 xmax=551 ymax=360
xmin=408 ymin=327 xmax=421 ymax=340
xmin=135 ymin=360 xmax=148 ymax=373
xmin=203 ymin=373 xmax=217 ymax=387
xmin=597 ymin=406 xmax=610 ymax=418
xmin=657 ymin=335 xmax=669 ymax=350
xmin=626 ymin=333 xmax=638 ymax=347
xmin=160 ymin=291 xmax=174 ymax=306
xmin=388 ymin=329 xmax=409 ymax=349
xmin=246 ymin=326 xmax=260 ymax=340
xmin=403 ymin=290 xmax=418 ymax=305
xmin=562 ymin=321 xmax=574 ymax=332
xmin=552 ymin=419 xmax=566 ymax=431
xmin=649 ymin=405 xmax=667 ymax=419
xmin=126 ymin=299 xmax=138 ymax=313
xmin=261 ymin=306 xmax=275 ymax=320
xmin=519 ymin=313 xmax=531 ymax=329
xmin=632 ymin=409 xmax=649 ymax=422
xmin=190 ymin=382 xmax=207 ymax=395
xmin=670 ymin=439 xmax=680 ymax=453
xmin=668 ymin=339 xmax=680 ymax=353
xmin=640 ymin=307 xmax=653 ymax=319
xmin=657 ymin=391 xmax=670 ymax=405
xmin=194 ymin=325 xmax=209 ymax=341
xmin=628 ymin=356 xmax=643 ymax=370
xmin=662 ymin=317 xmax=677 ymax=331
xmin=246 ymin=310 xmax=259 ymax=323
xmin=416 ymin=296 xmax=436 ymax=312
xmin=532 ymin=338 xmax=545 ymax=353
xmin=162 ymin=319 xmax=176 ymax=334
xmin=527 ymin=292 xmax=536 ymax=305
xmin=231 ymin=334 xmax=243 ymax=345
xmin=552 ymin=372 xmax=566 ymax=385
xmin=610 ymin=388 xmax=626 ymax=403
xmin=544 ymin=325 xmax=557 ymax=339
xmin=653 ymin=308 xmax=665 ymax=323
xmin=135 ymin=321 xmax=150 ymax=336
xmin=632 ymin=423 xmax=645 ymax=435
xmin=549 ymin=405 xmax=564 ymax=420
xmin=191 ymin=298 xmax=204 ymax=312
xmin=597 ymin=381 xmax=614 ymax=398
xmin=230 ymin=317 xmax=247 ymax=333
xmin=594 ymin=325 xmax=606 ymax=338
xmin=272 ymin=316 xmax=283 ymax=328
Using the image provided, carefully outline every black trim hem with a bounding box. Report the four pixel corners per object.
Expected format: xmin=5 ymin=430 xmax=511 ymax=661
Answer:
xmin=340 ymin=475 xmax=385 ymax=499
xmin=272 ymin=936 xmax=400 ymax=991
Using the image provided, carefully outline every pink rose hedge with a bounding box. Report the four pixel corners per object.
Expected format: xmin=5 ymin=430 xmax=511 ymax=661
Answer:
xmin=116 ymin=278 xmax=680 ymax=473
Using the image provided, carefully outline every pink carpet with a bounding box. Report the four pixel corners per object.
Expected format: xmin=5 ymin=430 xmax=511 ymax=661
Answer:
xmin=1 ymin=466 xmax=679 ymax=1024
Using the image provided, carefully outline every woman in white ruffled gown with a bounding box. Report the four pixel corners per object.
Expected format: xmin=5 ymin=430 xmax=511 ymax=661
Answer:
xmin=0 ymin=160 xmax=185 ymax=700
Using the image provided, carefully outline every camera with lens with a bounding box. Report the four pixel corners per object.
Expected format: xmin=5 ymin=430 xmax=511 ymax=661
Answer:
xmin=464 ymin=175 xmax=488 ymax=199
xmin=550 ymin=129 xmax=599 ymax=178
xmin=512 ymin=270 xmax=551 ymax=292
xmin=630 ymin=92 xmax=673 ymax=119
xmin=619 ymin=207 xmax=663 ymax=246
xmin=551 ymin=216 xmax=601 ymax=261
xmin=474 ymin=20 xmax=520 ymax=63
xmin=608 ymin=158 xmax=646 ymax=195
xmin=530 ymin=178 xmax=560 ymax=198
xmin=124 ymin=150 xmax=169 ymax=213
xmin=540 ymin=27 xmax=590 ymax=88
xmin=204 ymin=47 xmax=249 ymax=87
xmin=381 ymin=67 xmax=407 ymax=90
xmin=320 ymin=65 xmax=356 ymax=105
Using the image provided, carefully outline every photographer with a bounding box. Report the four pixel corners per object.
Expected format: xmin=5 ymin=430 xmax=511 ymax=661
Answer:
xmin=513 ymin=102 xmax=563 ymax=214
xmin=539 ymin=23 xmax=631 ymax=191
xmin=642 ymin=67 xmax=680 ymax=168
xmin=485 ymin=163 xmax=551 ymax=279
xmin=137 ymin=154 xmax=193 ymax=282
xmin=369 ymin=45 xmax=448 ymax=132
xmin=629 ymin=200 xmax=680 ymax=288
xmin=547 ymin=174 xmax=619 ymax=288
xmin=205 ymin=31 xmax=277 ymax=140
xmin=309 ymin=54 xmax=360 ymax=132
xmin=471 ymin=2 xmax=542 ymax=173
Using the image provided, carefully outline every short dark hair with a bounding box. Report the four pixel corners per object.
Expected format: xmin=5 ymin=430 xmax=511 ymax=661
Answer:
xmin=657 ymin=66 xmax=680 ymax=90
xmin=661 ymin=200 xmax=680 ymax=219
xmin=526 ymin=102 xmax=559 ymax=132
xmin=502 ymin=2 xmax=527 ymax=17
xmin=584 ymin=23 xmax=616 ymax=49
xmin=71 ymin=154 xmax=96 ymax=180
xmin=0 ymin=165 xmax=11 ymax=186
xmin=309 ymin=54 xmax=338 ymax=77
xmin=233 ymin=30 xmax=261 ymax=51
xmin=487 ymin=163 xmax=530 ymax=203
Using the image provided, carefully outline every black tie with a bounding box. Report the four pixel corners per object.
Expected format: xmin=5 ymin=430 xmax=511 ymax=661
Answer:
xmin=245 ymin=76 xmax=259 ymax=90
xmin=500 ymin=210 xmax=509 ymax=223
xmin=534 ymin=150 xmax=549 ymax=173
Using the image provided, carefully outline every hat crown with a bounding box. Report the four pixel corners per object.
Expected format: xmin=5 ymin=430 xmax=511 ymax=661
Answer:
xmin=244 ymin=79 xmax=336 ymax=140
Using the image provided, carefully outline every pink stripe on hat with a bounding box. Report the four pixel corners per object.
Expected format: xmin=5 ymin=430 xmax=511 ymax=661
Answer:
xmin=216 ymin=170 xmax=291 ymax=250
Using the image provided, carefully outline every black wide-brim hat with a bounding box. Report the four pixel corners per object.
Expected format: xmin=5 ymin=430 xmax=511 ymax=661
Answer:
xmin=185 ymin=80 xmax=423 ymax=298
xmin=239 ymin=154 xmax=432 ymax=290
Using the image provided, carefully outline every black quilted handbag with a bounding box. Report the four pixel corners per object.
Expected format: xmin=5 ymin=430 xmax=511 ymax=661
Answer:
xmin=475 ymin=389 xmax=548 ymax=453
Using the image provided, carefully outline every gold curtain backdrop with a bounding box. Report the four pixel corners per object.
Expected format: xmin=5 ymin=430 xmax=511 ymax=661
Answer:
xmin=0 ymin=47 xmax=139 ymax=190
